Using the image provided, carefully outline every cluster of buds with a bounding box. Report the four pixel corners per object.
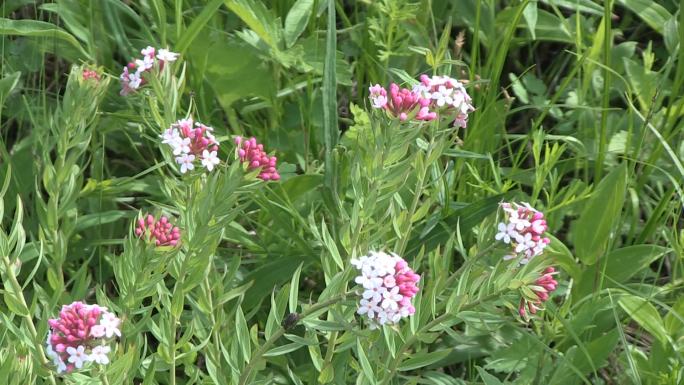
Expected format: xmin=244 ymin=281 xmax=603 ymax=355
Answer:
xmin=519 ymin=267 xmax=558 ymax=320
xmin=368 ymin=74 xmax=475 ymax=127
xmin=351 ymin=251 xmax=420 ymax=328
xmin=135 ymin=214 xmax=181 ymax=247
xmin=45 ymin=302 xmax=121 ymax=373
xmin=234 ymin=136 xmax=280 ymax=181
xmin=119 ymin=46 xmax=179 ymax=96
xmin=495 ymin=202 xmax=550 ymax=265
xmin=82 ymin=69 xmax=100 ymax=82
xmin=161 ymin=118 xmax=221 ymax=173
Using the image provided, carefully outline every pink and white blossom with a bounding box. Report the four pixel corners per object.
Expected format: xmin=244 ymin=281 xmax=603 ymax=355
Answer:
xmin=496 ymin=202 xmax=551 ymax=264
xmin=161 ymin=118 xmax=221 ymax=174
xmin=351 ymin=251 xmax=420 ymax=327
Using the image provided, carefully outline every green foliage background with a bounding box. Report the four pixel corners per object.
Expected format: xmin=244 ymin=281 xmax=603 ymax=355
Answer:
xmin=0 ymin=0 xmax=683 ymax=384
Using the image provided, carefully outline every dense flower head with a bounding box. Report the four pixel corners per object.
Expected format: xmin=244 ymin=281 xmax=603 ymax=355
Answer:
xmin=495 ymin=202 xmax=550 ymax=265
xmin=161 ymin=118 xmax=220 ymax=173
xmin=119 ymin=46 xmax=179 ymax=96
xmin=351 ymin=251 xmax=420 ymax=328
xmin=46 ymin=301 xmax=121 ymax=373
xmin=82 ymin=69 xmax=100 ymax=81
xmin=135 ymin=214 xmax=181 ymax=246
xmin=234 ymin=136 xmax=280 ymax=181
xmin=368 ymin=74 xmax=474 ymax=126
xmin=519 ymin=267 xmax=559 ymax=319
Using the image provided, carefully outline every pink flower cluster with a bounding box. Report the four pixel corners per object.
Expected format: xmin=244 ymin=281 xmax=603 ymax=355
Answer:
xmin=82 ymin=69 xmax=100 ymax=81
xmin=161 ymin=118 xmax=220 ymax=173
xmin=495 ymin=202 xmax=550 ymax=265
xmin=519 ymin=267 xmax=558 ymax=319
xmin=351 ymin=251 xmax=420 ymax=328
xmin=234 ymin=136 xmax=280 ymax=181
xmin=135 ymin=214 xmax=181 ymax=247
xmin=45 ymin=302 xmax=121 ymax=373
xmin=120 ymin=46 xmax=179 ymax=96
xmin=368 ymin=74 xmax=475 ymax=127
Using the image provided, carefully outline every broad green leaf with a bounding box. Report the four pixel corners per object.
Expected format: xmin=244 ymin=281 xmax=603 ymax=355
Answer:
xmin=284 ymin=0 xmax=313 ymax=48
xmin=571 ymin=163 xmax=627 ymax=265
xmin=398 ymin=349 xmax=451 ymax=371
xmin=615 ymin=0 xmax=671 ymax=34
xmin=0 ymin=18 xmax=89 ymax=58
xmin=225 ymin=0 xmax=279 ymax=49
xmin=0 ymin=72 xmax=20 ymax=109
xmin=619 ymin=294 xmax=668 ymax=346
xmin=522 ymin=1 xmax=538 ymax=39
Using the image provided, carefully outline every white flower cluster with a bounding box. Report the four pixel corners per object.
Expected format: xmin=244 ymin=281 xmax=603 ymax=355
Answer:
xmin=120 ymin=46 xmax=179 ymax=95
xmin=161 ymin=118 xmax=220 ymax=173
xmin=351 ymin=251 xmax=420 ymax=328
xmin=414 ymin=74 xmax=475 ymax=128
xmin=495 ymin=202 xmax=550 ymax=264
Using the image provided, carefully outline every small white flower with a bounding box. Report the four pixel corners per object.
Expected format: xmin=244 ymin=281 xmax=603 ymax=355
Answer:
xmin=88 ymin=345 xmax=111 ymax=365
xmin=66 ymin=345 xmax=89 ymax=369
xmin=362 ymin=285 xmax=386 ymax=303
xmin=157 ymin=48 xmax=180 ymax=62
xmin=383 ymin=275 xmax=396 ymax=288
xmin=140 ymin=46 xmax=155 ymax=57
xmin=201 ymin=150 xmax=220 ymax=171
xmin=173 ymin=137 xmax=191 ymax=155
xmin=357 ymin=299 xmax=380 ymax=318
xmin=514 ymin=233 xmax=536 ymax=253
xmin=371 ymin=94 xmax=388 ymax=108
xmin=91 ymin=324 xmax=106 ymax=338
xmin=127 ymin=72 xmax=142 ymax=89
xmin=55 ymin=357 xmax=67 ymax=373
xmin=432 ymin=85 xmax=454 ymax=107
xmin=135 ymin=56 xmax=154 ymax=72
xmin=509 ymin=211 xmax=531 ymax=231
xmin=176 ymin=153 xmax=196 ymax=174
xmin=99 ymin=312 xmax=122 ymax=338
xmin=495 ymin=222 xmax=518 ymax=244
xmin=381 ymin=286 xmax=402 ymax=310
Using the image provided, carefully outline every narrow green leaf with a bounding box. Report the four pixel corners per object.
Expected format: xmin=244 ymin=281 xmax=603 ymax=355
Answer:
xmin=356 ymin=340 xmax=376 ymax=384
xmin=476 ymin=366 xmax=504 ymax=385
xmin=176 ymin=0 xmax=223 ymax=54
xmin=289 ymin=263 xmax=303 ymax=313
xmin=322 ymin=0 xmax=338 ymax=191
xmin=398 ymin=349 xmax=451 ymax=371
xmin=235 ymin=306 xmax=251 ymax=363
xmin=523 ymin=1 xmax=538 ymax=39
xmin=263 ymin=342 xmax=305 ymax=357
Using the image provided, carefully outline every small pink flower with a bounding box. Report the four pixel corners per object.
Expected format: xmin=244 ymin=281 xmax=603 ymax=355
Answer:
xmin=135 ymin=214 xmax=181 ymax=247
xmin=234 ymin=136 xmax=280 ymax=181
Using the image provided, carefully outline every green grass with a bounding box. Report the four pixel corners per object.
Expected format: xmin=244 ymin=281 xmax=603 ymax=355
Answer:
xmin=1 ymin=0 xmax=683 ymax=384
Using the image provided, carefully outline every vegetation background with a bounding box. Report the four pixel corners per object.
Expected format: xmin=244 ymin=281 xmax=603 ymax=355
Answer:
xmin=0 ymin=0 xmax=683 ymax=384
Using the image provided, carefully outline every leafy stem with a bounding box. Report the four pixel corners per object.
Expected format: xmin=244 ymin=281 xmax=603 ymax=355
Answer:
xmin=380 ymin=291 xmax=505 ymax=385
xmin=1 ymin=255 xmax=57 ymax=385
xmin=238 ymin=291 xmax=352 ymax=385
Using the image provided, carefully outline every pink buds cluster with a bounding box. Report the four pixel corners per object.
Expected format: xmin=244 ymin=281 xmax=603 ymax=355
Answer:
xmin=119 ymin=46 xmax=179 ymax=96
xmin=234 ymin=136 xmax=280 ymax=181
xmin=82 ymin=69 xmax=100 ymax=82
xmin=495 ymin=202 xmax=551 ymax=265
xmin=135 ymin=214 xmax=181 ymax=247
xmin=46 ymin=302 xmax=121 ymax=373
xmin=368 ymin=74 xmax=475 ymax=127
xmin=161 ymin=118 xmax=221 ymax=173
xmin=351 ymin=251 xmax=420 ymax=328
xmin=519 ymin=267 xmax=559 ymax=319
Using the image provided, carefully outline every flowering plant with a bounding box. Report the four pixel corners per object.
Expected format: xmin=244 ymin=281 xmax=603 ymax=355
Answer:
xmin=161 ymin=118 xmax=220 ymax=174
xmin=119 ymin=46 xmax=179 ymax=95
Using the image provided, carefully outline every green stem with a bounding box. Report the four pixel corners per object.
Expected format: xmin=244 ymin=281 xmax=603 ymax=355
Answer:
xmin=380 ymin=291 xmax=504 ymax=385
xmin=2 ymin=256 xmax=57 ymax=385
xmin=237 ymin=292 xmax=351 ymax=385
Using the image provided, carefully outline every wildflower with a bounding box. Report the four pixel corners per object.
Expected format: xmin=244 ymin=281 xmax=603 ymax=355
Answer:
xmin=519 ymin=267 xmax=559 ymax=320
xmin=234 ymin=136 xmax=280 ymax=181
xmin=46 ymin=302 xmax=121 ymax=373
xmin=157 ymin=48 xmax=180 ymax=62
xmin=161 ymin=118 xmax=220 ymax=174
xmin=135 ymin=214 xmax=181 ymax=247
xmin=88 ymin=345 xmax=111 ymax=365
xmin=369 ymin=84 xmax=388 ymax=108
xmin=496 ymin=202 xmax=551 ymax=265
xmin=351 ymin=251 xmax=420 ymax=328
xmin=418 ymin=74 xmax=475 ymax=127
xmin=119 ymin=46 xmax=179 ymax=95
xmin=82 ymin=69 xmax=100 ymax=81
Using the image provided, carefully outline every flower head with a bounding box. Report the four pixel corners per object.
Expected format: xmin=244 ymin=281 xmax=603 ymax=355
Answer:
xmin=234 ymin=136 xmax=280 ymax=181
xmin=351 ymin=251 xmax=420 ymax=327
xmin=119 ymin=46 xmax=179 ymax=95
xmin=135 ymin=214 xmax=181 ymax=247
xmin=46 ymin=302 xmax=120 ymax=373
xmin=157 ymin=48 xmax=180 ymax=62
xmin=496 ymin=202 xmax=550 ymax=264
xmin=160 ymin=118 xmax=220 ymax=174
